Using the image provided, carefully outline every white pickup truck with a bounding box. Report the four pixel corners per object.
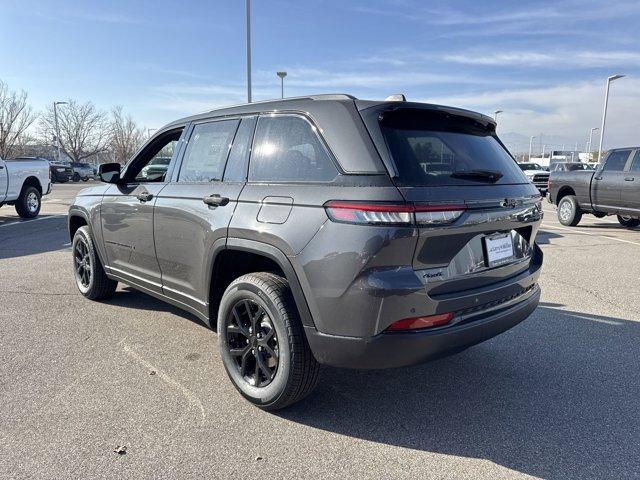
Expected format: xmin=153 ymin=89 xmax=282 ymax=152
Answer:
xmin=0 ymin=157 xmax=51 ymax=218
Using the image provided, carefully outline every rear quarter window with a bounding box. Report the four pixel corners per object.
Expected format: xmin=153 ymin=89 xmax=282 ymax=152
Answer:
xmin=249 ymin=115 xmax=338 ymax=183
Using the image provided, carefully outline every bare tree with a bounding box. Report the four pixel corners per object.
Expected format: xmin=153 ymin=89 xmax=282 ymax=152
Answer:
xmin=40 ymin=99 xmax=110 ymax=162
xmin=110 ymin=106 xmax=144 ymax=164
xmin=0 ymin=80 xmax=38 ymax=159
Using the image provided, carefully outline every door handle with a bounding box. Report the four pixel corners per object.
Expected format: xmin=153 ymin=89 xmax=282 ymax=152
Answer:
xmin=624 ymin=177 xmax=635 ymax=181
xmin=594 ymin=176 xmax=603 ymax=180
xmin=136 ymin=191 xmax=153 ymax=202
xmin=203 ymin=194 xmax=229 ymax=207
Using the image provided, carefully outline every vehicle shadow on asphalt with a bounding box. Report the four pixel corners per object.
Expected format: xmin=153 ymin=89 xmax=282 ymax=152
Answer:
xmin=0 ymin=215 xmax=69 ymax=260
xmin=103 ymin=287 xmax=208 ymax=329
xmin=279 ymin=306 xmax=640 ymax=480
xmin=535 ymin=230 xmax=563 ymax=244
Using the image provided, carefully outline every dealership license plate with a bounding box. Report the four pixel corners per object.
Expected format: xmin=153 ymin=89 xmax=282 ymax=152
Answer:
xmin=484 ymin=233 xmax=515 ymax=267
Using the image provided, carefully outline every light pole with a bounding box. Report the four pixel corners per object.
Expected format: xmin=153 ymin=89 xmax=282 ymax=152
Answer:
xmin=276 ymin=71 xmax=287 ymax=99
xmin=147 ymin=128 xmax=157 ymax=137
xmin=597 ymin=74 xmax=625 ymax=162
xmin=542 ymin=144 xmax=546 ymax=162
xmin=246 ymin=0 xmax=252 ymax=103
xmin=493 ymin=110 xmax=503 ymax=122
xmin=528 ymin=135 xmax=536 ymax=160
xmin=53 ymin=101 xmax=68 ymax=162
xmin=587 ymin=127 xmax=599 ymax=155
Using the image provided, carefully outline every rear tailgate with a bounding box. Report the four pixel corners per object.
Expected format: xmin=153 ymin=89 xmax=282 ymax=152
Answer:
xmin=359 ymin=102 xmax=542 ymax=294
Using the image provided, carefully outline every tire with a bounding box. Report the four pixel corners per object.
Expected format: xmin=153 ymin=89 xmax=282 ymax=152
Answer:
xmin=72 ymin=226 xmax=117 ymax=300
xmin=73 ymin=173 xmax=80 ymax=182
xmin=557 ymin=195 xmax=582 ymax=226
xmin=617 ymin=215 xmax=640 ymax=228
xmin=14 ymin=185 xmax=41 ymax=218
xmin=217 ymin=272 xmax=319 ymax=411
xmin=82 ymin=177 xmax=88 ymax=182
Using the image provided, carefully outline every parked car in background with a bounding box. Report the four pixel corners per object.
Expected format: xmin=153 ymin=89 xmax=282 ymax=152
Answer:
xmin=550 ymin=162 xmax=593 ymax=172
xmin=71 ymin=162 xmax=95 ymax=182
xmin=518 ymin=162 xmax=550 ymax=195
xmin=0 ymin=157 xmax=51 ymax=218
xmin=549 ymin=147 xmax=640 ymax=227
xmin=138 ymin=156 xmax=171 ymax=181
xmin=48 ymin=159 xmax=74 ymax=183
xmin=68 ymin=94 xmax=543 ymax=410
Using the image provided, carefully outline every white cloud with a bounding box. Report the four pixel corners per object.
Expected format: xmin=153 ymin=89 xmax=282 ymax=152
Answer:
xmin=422 ymin=79 xmax=640 ymax=150
xmin=444 ymin=50 xmax=640 ymax=67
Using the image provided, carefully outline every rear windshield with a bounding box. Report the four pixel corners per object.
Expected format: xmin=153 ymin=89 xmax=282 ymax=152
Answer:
xmin=376 ymin=108 xmax=528 ymax=186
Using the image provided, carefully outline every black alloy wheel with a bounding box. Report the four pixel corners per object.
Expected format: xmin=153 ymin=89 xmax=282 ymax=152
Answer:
xmin=73 ymin=236 xmax=92 ymax=289
xmin=225 ymin=299 xmax=279 ymax=388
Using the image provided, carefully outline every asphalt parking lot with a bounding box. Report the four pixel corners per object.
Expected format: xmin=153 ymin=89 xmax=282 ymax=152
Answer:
xmin=1 ymin=183 xmax=639 ymax=479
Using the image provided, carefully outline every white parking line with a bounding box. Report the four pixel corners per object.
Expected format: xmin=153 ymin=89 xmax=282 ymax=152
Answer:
xmin=542 ymin=224 xmax=640 ymax=247
xmin=0 ymin=214 xmax=66 ymax=229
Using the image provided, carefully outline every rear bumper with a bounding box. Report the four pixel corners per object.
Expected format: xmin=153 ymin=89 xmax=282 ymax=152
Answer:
xmin=305 ymin=285 xmax=540 ymax=369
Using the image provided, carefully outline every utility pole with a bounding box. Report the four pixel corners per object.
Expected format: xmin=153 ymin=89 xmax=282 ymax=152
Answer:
xmin=53 ymin=101 xmax=68 ymax=162
xmin=597 ymin=74 xmax=625 ymax=162
xmin=587 ymin=127 xmax=599 ymax=157
xmin=528 ymin=136 xmax=536 ymax=160
xmin=246 ymin=0 xmax=252 ymax=103
xmin=276 ymin=71 xmax=287 ymax=99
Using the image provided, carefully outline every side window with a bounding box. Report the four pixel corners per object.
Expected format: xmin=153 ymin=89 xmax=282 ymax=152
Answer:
xmin=249 ymin=115 xmax=338 ymax=183
xmin=603 ymin=150 xmax=631 ymax=172
xmin=223 ymin=117 xmax=257 ymax=182
xmin=131 ymin=128 xmax=183 ymax=183
xmin=179 ymin=120 xmax=239 ymax=183
xmin=630 ymin=151 xmax=640 ymax=172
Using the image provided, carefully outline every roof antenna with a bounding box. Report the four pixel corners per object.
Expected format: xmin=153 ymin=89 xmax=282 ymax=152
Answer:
xmin=385 ymin=94 xmax=406 ymax=102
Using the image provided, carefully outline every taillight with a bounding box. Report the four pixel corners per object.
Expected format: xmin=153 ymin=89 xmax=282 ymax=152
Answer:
xmin=324 ymin=201 xmax=466 ymax=226
xmin=386 ymin=312 xmax=454 ymax=331
xmin=414 ymin=204 xmax=466 ymax=226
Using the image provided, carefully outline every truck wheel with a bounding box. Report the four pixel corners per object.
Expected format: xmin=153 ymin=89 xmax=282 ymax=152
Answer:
xmin=557 ymin=195 xmax=582 ymax=226
xmin=72 ymin=226 xmax=117 ymax=300
xmin=218 ymin=272 xmax=319 ymax=411
xmin=73 ymin=173 xmax=80 ymax=182
xmin=617 ymin=215 xmax=640 ymax=228
xmin=15 ymin=186 xmax=41 ymax=218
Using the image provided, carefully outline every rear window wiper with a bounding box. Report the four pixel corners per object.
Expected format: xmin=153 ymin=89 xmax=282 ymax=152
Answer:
xmin=450 ymin=169 xmax=503 ymax=182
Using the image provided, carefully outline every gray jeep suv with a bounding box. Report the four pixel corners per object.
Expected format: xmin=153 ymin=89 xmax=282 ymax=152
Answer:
xmin=68 ymin=94 xmax=543 ymax=410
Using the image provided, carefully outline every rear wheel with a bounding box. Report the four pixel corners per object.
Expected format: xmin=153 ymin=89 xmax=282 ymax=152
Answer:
xmin=218 ymin=272 xmax=319 ymax=410
xmin=72 ymin=226 xmax=117 ymax=300
xmin=73 ymin=173 xmax=80 ymax=182
xmin=617 ymin=215 xmax=640 ymax=228
xmin=15 ymin=186 xmax=41 ymax=218
xmin=557 ymin=195 xmax=582 ymax=226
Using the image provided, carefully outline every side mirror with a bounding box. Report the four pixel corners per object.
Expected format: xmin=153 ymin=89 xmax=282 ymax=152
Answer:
xmin=98 ymin=163 xmax=121 ymax=183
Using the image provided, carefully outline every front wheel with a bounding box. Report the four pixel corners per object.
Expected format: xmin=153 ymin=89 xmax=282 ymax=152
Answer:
xmin=557 ymin=195 xmax=582 ymax=226
xmin=15 ymin=186 xmax=41 ymax=218
xmin=617 ymin=215 xmax=640 ymax=228
xmin=72 ymin=226 xmax=117 ymax=300
xmin=217 ymin=272 xmax=319 ymax=411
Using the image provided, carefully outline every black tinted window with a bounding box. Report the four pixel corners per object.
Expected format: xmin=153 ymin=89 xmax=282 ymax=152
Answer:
xmin=179 ymin=120 xmax=239 ymax=182
xmin=378 ymin=109 xmax=526 ymax=186
xmin=249 ymin=115 xmax=338 ymax=183
xmin=603 ymin=150 xmax=631 ymax=172
xmin=224 ymin=117 xmax=256 ymax=182
xmin=630 ymin=151 xmax=640 ymax=172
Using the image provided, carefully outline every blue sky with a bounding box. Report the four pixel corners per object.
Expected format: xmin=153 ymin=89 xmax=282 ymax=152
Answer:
xmin=2 ymin=0 xmax=639 ymax=152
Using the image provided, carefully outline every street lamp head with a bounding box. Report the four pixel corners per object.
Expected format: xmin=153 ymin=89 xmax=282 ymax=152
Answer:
xmin=54 ymin=101 xmax=68 ymax=106
xmin=609 ymin=74 xmax=625 ymax=82
xmin=276 ymin=71 xmax=287 ymax=79
xmin=494 ymin=110 xmax=503 ymax=115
